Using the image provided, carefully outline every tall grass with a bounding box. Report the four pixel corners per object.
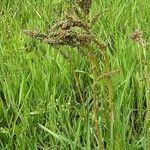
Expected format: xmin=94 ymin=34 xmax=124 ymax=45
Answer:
xmin=0 ymin=0 xmax=150 ymax=149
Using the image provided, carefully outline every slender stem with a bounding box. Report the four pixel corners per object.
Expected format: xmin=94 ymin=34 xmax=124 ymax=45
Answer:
xmin=131 ymin=30 xmax=150 ymax=148
xmin=85 ymin=30 xmax=114 ymax=149
xmin=57 ymin=48 xmax=85 ymax=114
xmin=71 ymin=63 xmax=85 ymax=113
xmin=103 ymin=49 xmax=114 ymax=150
xmin=88 ymin=49 xmax=104 ymax=150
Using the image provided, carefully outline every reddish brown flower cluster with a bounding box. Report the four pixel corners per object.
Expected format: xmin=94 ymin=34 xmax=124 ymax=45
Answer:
xmin=130 ymin=30 xmax=143 ymax=43
xmin=24 ymin=0 xmax=104 ymax=50
xmin=130 ymin=30 xmax=147 ymax=48
xmin=24 ymin=14 xmax=92 ymax=48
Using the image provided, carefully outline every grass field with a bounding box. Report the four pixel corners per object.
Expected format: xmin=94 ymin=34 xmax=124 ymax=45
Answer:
xmin=0 ymin=0 xmax=150 ymax=149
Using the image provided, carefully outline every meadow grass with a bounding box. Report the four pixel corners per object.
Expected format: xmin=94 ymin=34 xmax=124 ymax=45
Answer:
xmin=0 ymin=0 xmax=150 ymax=149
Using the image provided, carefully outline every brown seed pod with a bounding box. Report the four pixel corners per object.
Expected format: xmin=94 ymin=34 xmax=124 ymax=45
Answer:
xmin=130 ymin=30 xmax=143 ymax=42
xmin=130 ymin=30 xmax=148 ymax=48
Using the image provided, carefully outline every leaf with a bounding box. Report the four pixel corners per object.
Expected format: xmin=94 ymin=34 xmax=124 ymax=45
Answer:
xmin=38 ymin=123 xmax=72 ymax=143
xmin=38 ymin=123 xmax=85 ymax=150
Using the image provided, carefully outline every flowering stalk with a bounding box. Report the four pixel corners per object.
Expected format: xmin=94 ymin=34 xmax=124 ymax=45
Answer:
xmin=87 ymin=48 xmax=104 ymax=150
xmin=131 ymin=30 xmax=150 ymax=149
xmin=103 ymin=48 xmax=114 ymax=150
xmin=24 ymin=1 xmax=107 ymax=148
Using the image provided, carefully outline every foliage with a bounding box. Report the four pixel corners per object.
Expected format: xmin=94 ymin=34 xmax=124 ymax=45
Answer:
xmin=0 ymin=0 xmax=150 ymax=149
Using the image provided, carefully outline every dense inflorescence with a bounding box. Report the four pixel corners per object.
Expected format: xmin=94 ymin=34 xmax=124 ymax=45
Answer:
xmin=130 ymin=30 xmax=147 ymax=48
xmin=23 ymin=5 xmax=102 ymax=49
xmin=23 ymin=0 xmax=103 ymax=49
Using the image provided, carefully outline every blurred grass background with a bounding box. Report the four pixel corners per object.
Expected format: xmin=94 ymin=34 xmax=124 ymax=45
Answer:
xmin=0 ymin=0 xmax=150 ymax=149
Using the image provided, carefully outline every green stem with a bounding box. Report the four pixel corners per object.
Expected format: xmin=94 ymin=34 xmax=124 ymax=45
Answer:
xmin=88 ymin=49 xmax=104 ymax=150
xmin=71 ymin=63 xmax=86 ymax=115
xmin=57 ymin=48 xmax=85 ymax=115
xmin=103 ymin=49 xmax=114 ymax=150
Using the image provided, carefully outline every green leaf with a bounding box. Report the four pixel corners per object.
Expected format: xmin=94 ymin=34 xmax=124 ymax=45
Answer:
xmin=38 ymin=123 xmax=85 ymax=150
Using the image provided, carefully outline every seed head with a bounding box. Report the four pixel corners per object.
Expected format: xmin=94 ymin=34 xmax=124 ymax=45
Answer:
xmin=130 ymin=30 xmax=147 ymax=48
xmin=130 ymin=30 xmax=143 ymax=43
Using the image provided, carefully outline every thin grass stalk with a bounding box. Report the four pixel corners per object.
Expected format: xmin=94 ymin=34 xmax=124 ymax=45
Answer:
xmin=131 ymin=30 xmax=150 ymax=149
xmin=70 ymin=62 xmax=86 ymax=115
xmin=88 ymin=47 xmax=104 ymax=150
xmin=57 ymin=48 xmax=85 ymax=115
xmin=103 ymin=48 xmax=114 ymax=150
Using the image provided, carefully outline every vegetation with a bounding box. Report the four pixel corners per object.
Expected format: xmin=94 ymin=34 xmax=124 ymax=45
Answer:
xmin=0 ymin=0 xmax=150 ymax=149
